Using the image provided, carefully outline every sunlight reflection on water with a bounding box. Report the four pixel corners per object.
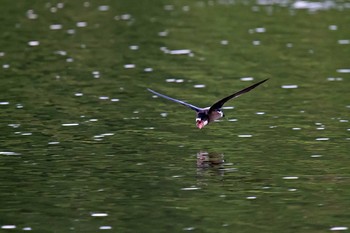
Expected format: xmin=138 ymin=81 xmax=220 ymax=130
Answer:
xmin=28 ymin=41 xmax=39 ymax=46
xmin=256 ymin=0 xmax=350 ymax=12
xmin=124 ymin=64 xmax=136 ymax=69
xmin=48 ymin=141 xmax=60 ymax=145
xmin=336 ymin=69 xmax=350 ymax=73
xmin=98 ymin=5 xmax=109 ymax=12
xmin=238 ymin=134 xmax=253 ymax=138
xmin=169 ymin=49 xmax=191 ymax=55
xmin=181 ymin=187 xmax=201 ymax=191
xmin=330 ymin=226 xmax=348 ymax=231
xmin=1 ymin=225 xmax=16 ymax=229
xmin=62 ymin=123 xmax=79 ymax=127
xmin=0 ymin=151 xmax=21 ymax=156
xmin=283 ymin=176 xmax=299 ymax=180
xmin=76 ymin=21 xmax=87 ymax=27
xmin=327 ymin=77 xmax=343 ymax=81
xmin=338 ymin=39 xmax=350 ymax=45
xmin=315 ymin=137 xmax=330 ymax=141
xmin=91 ymin=213 xmax=108 ymax=217
xmin=193 ymin=84 xmax=205 ymax=88
xmin=49 ymin=24 xmax=62 ymax=30
xmin=129 ymin=45 xmax=139 ymax=50
xmin=281 ymin=84 xmax=298 ymax=89
xmin=240 ymin=77 xmax=254 ymax=81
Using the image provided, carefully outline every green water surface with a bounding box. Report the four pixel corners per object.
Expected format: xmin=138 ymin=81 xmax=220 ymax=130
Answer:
xmin=0 ymin=1 xmax=349 ymax=232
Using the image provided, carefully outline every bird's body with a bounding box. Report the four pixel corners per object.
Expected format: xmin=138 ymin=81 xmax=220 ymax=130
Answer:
xmin=148 ymin=79 xmax=268 ymax=129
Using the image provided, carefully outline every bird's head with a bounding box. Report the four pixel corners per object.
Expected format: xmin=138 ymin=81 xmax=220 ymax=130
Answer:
xmin=196 ymin=113 xmax=209 ymax=129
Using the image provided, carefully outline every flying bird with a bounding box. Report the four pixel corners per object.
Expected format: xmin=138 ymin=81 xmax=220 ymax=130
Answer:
xmin=148 ymin=79 xmax=268 ymax=129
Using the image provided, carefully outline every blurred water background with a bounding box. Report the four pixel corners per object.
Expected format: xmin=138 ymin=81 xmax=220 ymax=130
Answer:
xmin=0 ymin=0 xmax=349 ymax=232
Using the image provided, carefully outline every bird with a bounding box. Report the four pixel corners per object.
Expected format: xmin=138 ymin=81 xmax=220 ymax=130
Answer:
xmin=147 ymin=79 xmax=268 ymax=129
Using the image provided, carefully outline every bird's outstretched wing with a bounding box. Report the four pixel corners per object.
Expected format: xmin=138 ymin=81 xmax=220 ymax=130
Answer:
xmin=209 ymin=79 xmax=268 ymax=113
xmin=147 ymin=88 xmax=202 ymax=112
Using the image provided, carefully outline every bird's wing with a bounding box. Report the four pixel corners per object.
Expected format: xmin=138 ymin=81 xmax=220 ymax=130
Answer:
xmin=147 ymin=88 xmax=202 ymax=112
xmin=209 ymin=79 xmax=268 ymax=112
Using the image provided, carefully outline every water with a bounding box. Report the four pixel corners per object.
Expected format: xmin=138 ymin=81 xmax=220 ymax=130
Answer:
xmin=0 ymin=1 xmax=349 ymax=232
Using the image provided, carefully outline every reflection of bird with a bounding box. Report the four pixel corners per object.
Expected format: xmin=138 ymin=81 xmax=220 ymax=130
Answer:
xmin=196 ymin=151 xmax=224 ymax=169
xmin=148 ymin=79 xmax=268 ymax=129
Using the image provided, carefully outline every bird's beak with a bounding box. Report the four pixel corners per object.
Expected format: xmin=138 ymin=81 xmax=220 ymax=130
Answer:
xmin=196 ymin=120 xmax=204 ymax=129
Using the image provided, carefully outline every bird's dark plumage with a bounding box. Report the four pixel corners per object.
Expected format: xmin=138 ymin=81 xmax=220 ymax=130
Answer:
xmin=208 ymin=79 xmax=268 ymax=114
xmin=147 ymin=88 xmax=202 ymax=112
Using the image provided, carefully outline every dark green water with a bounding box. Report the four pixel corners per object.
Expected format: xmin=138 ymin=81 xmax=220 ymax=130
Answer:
xmin=0 ymin=1 xmax=349 ymax=232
